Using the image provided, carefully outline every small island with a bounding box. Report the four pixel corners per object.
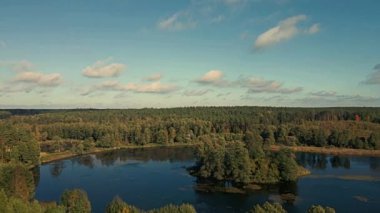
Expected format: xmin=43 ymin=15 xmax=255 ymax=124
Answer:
xmin=188 ymin=134 xmax=310 ymax=193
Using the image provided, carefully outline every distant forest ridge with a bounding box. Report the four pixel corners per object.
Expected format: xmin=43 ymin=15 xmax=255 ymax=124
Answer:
xmin=1 ymin=106 xmax=380 ymax=120
xmin=0 ymin=106 xmax=379 ymax=154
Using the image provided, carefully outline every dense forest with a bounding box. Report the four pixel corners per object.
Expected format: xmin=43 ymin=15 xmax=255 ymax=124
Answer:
xmin=190 ymin=135 xmax=309 ymax=185
xmin=0 ymin=187 xmax=197 ymax=213
xmin=0 ymin=188 xmax=335 ymax=213
xmin=0 ymin=107 xmax=379 ymax=212
xmin=1 ymin=107 xmax=380 ymax=162
xmin=249 ymin=202 xmax=335 ymax=213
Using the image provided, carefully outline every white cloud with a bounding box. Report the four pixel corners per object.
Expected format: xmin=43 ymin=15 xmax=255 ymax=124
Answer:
xmin=294 ymin=95 xmax=380 ymax=107
xmin=195 ymin=70 xmax=302 ymax=94
xmin=1 ymin=60 xmax=63 ymax=88
xmin=241 ymin=93 xmax=380 ymax=107
xmin=144 ymin=73 xmax=162 ymax=82
xmin=0 ymin=60 xmax=34 ymax=72
xmin=316 ymin=93 xmax=379 ymax=103
xmin=157 ymin=12 xmax=196 ymax=31
xmin=83 ymin=59 xmax=126 ymax=78
xmin=155 ymin=0 xmax=259 ymax=32
xmin=12 ymin=60 xmax=34 ymax=72
xmin=217 ymin=92 xmax=231 ymax=97
xmin=196 ymin=70 xmax=231 ymax=87
xmin=127 ymin=81 xmax=178 ymax=94
xmin=0 ymin=60 xmax=63 ymax=94
xmin=211 ymin=15 xmax=225 ymax=23
xmin=240 ymin=32 xmax=249 ymax=40
xmin=183 ymin=89 xmax=211 ymax=96
xmin=14 ymin=72 xmax=63 ymax=87
xmin=308 ymin=90 xmax=378 ymax=103
xmin=224 ymin=0 xmax=241 ymax=4
xmin=307 ymin=23 xmax=320 ymax=34
xmin=241 ymin=77 xmax=302 ymax=94
xmin=223 ymin=0 xmax=247 ymax=7
xmin=310 ymin=90 xmax=337 ymax=97
xmin=254 ymin=14 xmax=319 ymax=49
xmin=199 ymin=70 xmax=223 ymax=82
xmin=0 ymin=84 xmax=33 ymax=93
xmin=82 ymin=80 xmax=178 ymax=96
xmin=363 ymin=64 xmax=380 ymax=84
xmin=336 ymin=94 xmax=378 ymax=102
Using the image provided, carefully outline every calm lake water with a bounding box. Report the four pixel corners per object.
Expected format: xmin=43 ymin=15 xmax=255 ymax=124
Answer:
xmin=35 ymin=147 xmax=380 ymax=213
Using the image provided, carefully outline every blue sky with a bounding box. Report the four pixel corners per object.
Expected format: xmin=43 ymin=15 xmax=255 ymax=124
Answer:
xmin=0 ymin=0 xmax=379 ymax=108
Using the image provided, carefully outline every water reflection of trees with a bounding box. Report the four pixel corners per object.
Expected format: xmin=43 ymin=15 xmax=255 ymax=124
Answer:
xmin=73 ymin=155 xmax=95 ymax=169
xmin=278 ymin=181 xmax=297 ymax=196
xmin=49 ymin=147 xmax=196 ymax=174
xmin=296 ymin=153 xmax=328 ymax=170
xmin=369 ymin=157 xmax=380 ymax=171
xmin=93 ymin=147 xmax=196 ymax=167
xmin=296 ymin=153 xmax=353 ymax=170
xmin=264 ymin=181 xmax=298 ymax=204
xmin=330 ymin=156 xmax=350 ymax=169
xmin=49 ymin=161 xmax=65 ymax=177
xmin=278 ymin=181 xmax=298 ymax=204
xmin=194 ymin=178 xmax=299 ymax=205
xmin=31 ymin=166 xmax=40 ymax=189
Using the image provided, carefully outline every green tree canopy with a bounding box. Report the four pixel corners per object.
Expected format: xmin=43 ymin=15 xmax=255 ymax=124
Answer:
xmin=60 ymin=189 xmax=91 ymax=213
xmin=249 ymin=202 xmax=286 ymax=213
xmin=307 ymin=205 xmax=336 ymax=213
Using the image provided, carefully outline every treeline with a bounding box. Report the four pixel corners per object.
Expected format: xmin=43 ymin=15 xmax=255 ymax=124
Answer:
xmin=106 ymin=197 xmax=196 ymax=213
xmin=0 ymin=188 xmax=88 ymax=213
xmin=0 ymin=187 xmax=196 ymax=213
xmin=250 ymin=202 xmax=335 ymax=213
xmin=191 ymin=135 xmax=308 ymax=184
xmin=0 ymin=124 xmax=40 ymax=165
xmin=1 ymin=107 xmax=380 ymax=165
xmin=0 ymin=163 xmax=36 ymax=201
xmin=0 ymin=188 xmax=335 ymax=213
xmin=2 ymin=107 xmax=380 ymax=123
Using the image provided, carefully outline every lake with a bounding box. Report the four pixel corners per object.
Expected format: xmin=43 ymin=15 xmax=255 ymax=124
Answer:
xmin=35 ymin=147 xmax=380 ymax=212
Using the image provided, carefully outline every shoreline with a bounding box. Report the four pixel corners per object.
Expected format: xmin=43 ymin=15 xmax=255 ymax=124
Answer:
xmin=271 ymin=145 xmax=380 ymax=157
xmin=39 ymin=143 xmax=380 ymax=166
xmin=40 ymin=143 xmax=198 ymax=165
